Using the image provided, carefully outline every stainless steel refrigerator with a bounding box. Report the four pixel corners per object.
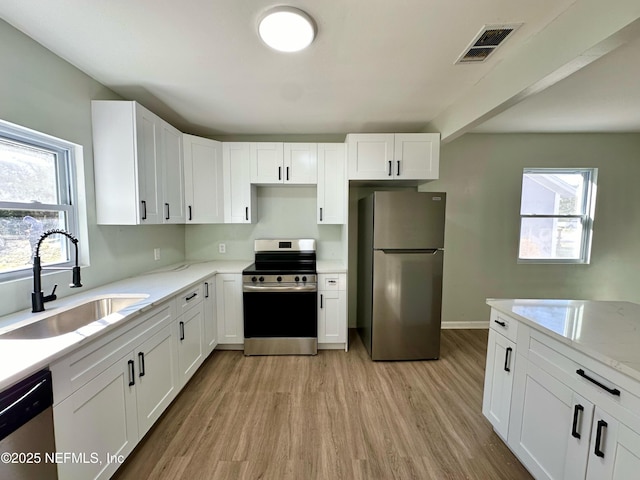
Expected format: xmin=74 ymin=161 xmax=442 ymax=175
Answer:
xmin=357 ymin=191 xmax=446 ymax=360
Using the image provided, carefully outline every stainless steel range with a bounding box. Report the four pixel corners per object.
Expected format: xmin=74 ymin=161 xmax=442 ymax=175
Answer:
xmin=242 ymin=239 xmax=318 ymax=355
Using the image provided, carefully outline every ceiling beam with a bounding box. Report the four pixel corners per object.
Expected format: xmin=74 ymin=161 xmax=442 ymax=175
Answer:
xmin=425 ymin=0 xmax=640 ymax=142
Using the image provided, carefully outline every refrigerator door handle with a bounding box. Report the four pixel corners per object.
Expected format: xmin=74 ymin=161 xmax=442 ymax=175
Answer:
xmin=379 ymin=248 xmax=442 ymax=254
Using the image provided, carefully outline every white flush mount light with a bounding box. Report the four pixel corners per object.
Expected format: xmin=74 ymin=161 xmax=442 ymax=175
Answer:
xmin=258 ymin=7 xmax=316 ymax=52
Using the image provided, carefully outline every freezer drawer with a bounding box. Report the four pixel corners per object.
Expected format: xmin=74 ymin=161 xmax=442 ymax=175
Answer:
xmin=371 ymin=249 xmax=443 ymax=360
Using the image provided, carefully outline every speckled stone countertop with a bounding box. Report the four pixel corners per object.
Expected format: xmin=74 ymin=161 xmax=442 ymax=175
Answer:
xmin=487 ymin=298 xmax=640 ymax=383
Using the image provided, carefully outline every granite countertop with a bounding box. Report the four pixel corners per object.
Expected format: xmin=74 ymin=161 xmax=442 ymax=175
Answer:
xmin=487 ymin=298 xmax=640 ymax=383
xmin=0 ymin=260 xmax=251 ymax=390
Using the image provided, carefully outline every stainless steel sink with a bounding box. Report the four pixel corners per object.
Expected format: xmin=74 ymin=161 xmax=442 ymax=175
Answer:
xmin=0 ymin=295 xmax=148 ymax=340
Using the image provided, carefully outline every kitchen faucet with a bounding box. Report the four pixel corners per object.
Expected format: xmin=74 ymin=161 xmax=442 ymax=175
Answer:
xmin=32 ymin=229 xmax=82 ymax=313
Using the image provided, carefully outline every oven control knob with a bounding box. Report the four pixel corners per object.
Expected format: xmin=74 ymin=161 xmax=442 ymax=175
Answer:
xmin=251 ymin=276 xmax=257 ymax=283
xmin=295 ymin=276 xmax=300 ymax=282
xmin=302 ymin=276 xmax=307 ymax=282
xmin=259 ymin=276 xmax=264 ymax=282
xmin=277 ymin=276 xmax=282 ymax=282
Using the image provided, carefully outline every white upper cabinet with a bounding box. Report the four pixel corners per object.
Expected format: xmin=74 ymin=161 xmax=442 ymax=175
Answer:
xmin=223 ymin=142 xmax=256 ymax=223
xmin=317 ymin=143 xmax=346 ymax=224
xmin=347 ymin=133 xmax=439 ymax=181
xmin=250 ymin=142 xmax=317 ymax=185
xmin=92 ymin=100 xmax=185 ymax=225
xmin=183 ymin=135 xmax=224 ymax=223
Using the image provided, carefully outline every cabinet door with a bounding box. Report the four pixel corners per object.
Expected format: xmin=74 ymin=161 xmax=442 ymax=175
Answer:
xmin=54 ymin=354 xmax=138 ymax=480
xmin=183 ymin=135 xmax=224 ymax=223
xmin=250 ymin=142 xmax=284 ymax=184
xmin=317 ymin=143 xmax=345 ymax=224
xmin=482 ymin=329 xmax=516 ymax=440
xmin=585 ymin=409 xmax=640 ymax=480
xmin=160 ymin=121 xmax=185 ymax=223
xmin=318 ymin=289 xmax=346 ymax=344
xmin=135 ymin=105 xmax=162 ymax=224
xmin=135 ymin=323 xmax=178 ymax=437
xmin=177 ymin=303 xmax=205 ymax=384
xmin=216 ymin=274 xmax=244 ymax=344
xmin=394 ymin=133 xmax=439 ymax=180
xmin=203 ymin=277 xmax=218 ymax=355
xmin=508 ymin=358 xmax=592 ymax=480
xmin=347 ymin=134 xmax=395 ymax=180
xmin=284 ymin=143 xmax=317 ymax=184
xmin=223 ymin=142 xmax=255 ymax=223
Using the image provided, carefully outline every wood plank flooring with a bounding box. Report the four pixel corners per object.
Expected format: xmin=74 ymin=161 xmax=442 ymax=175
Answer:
xmin=113 ymin=330 xmax=532 ymax=480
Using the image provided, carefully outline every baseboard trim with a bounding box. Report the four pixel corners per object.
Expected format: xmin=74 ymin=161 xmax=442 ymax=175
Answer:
xmin=441 ymin=321 xmax=489 ymax=329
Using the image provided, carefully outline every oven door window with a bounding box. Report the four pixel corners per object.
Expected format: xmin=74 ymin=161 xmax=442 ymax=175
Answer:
xmin=244 ymin=291 xmax=317 ymax=338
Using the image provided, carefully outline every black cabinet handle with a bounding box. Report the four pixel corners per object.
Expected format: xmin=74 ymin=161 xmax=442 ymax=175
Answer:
xmin=397 ymin=160 xmax=400 ymax=176
xmin=388 ymin=160 xmax=392 ymax=176
xmin=320 ymin=294 xmax=323 ymax=309
xmin=594 ymin=420 xmax=608 ymax=458
xmin=494 ymin=319 xmax=506 ymax=327
xmin=141 ymin=200 xmax=147 ymax=220
xmin=205 ymin=282 xmax=209 ymax=298
xmin=576 ymin=369 xmax=621 ymax=396
xmin=186 ymin=292 xmax=198 ymax=301
xmin=278 ymin=166 xmax=282 ymax=180
xmin=571 ymin=404 xmax=584 ymax=439
xmin=179 ymin=321 xmax=185 ymax=341
xmin=165 ymin=203 xmax=170 ymax=220
xmin=286 ymin=166 xmax=290 ymax=181
xmin=245 ymin=207 xmax=249 ymax=221
xmin=128 ymin=360 xmax=135 ymax=386
xmin=504 ymin=347 xmax=513 ymax=372
xmin=188 ymin=205 xmax=192 ymax=221
xmin=319 ymin=208 xmax=323 ymax=222
xmin=138 ymin=352 xmax=145 ymax=377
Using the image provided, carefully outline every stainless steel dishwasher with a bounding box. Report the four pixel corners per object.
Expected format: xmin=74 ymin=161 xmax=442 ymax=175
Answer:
xmin=0 ymin=369 xmax=58 ymax=479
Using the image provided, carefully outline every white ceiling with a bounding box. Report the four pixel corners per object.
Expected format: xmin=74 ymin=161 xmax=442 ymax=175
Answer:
xmin=0 ymin=0 xmax=639 ymax=138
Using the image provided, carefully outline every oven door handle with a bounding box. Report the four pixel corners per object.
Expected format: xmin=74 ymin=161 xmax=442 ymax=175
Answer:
xmin=243 ymin=285 xmax=317 ymax=293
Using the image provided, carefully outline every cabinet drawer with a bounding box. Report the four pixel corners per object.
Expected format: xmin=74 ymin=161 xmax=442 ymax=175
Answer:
xmin=489 ymin=309 xmax=518 ymax=343
xmin=319 ymin=274 xmax=346 ymax=291
xmin=176 ymin=284 xmax=203 ymax=316
xmin=51 ymin=300 xmax=175 ymax=405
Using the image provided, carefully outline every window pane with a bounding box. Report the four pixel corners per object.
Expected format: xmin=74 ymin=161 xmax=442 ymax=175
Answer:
xmin=521 ymin=172 xmax=586 ymax=215
xmin=0 ymin=137 xmax=58 ymax=204
xmin=0 ymin=210 xmax=69 ymax=274
xmin=519 ymin=217 xmax=583 ymax=260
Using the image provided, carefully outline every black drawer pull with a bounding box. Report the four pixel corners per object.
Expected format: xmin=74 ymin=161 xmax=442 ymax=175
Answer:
xmin=594 ymin=419 xmax=607 ymax=458
xmin=504 ymin=346 xmax=512 ymax=372
xmin=186 ymin=292 xmax=198 ymax=301
xmin=128 ymin=360 xmax=135 ymax=386
xmin=576 ymin=369 xmax=620 ymax=396
xmin=205 ymin=282 xmax=209 ymax=298
xmin=138 ymin=352 xmax=145 ymax=377
xmin=571 ymin=404 xmax=584 ymax=439
xmin=494 ymin=319 xmax=506 ymax=327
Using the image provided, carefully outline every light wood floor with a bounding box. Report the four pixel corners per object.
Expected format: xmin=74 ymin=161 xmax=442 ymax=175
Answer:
xmin=113 ymin=330 xmax=532 ymax=480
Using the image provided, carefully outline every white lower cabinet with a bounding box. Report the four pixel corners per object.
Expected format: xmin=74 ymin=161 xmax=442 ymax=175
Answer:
xmin=203 ymin=276 xmax=218 ymax=355
xmin=317 ymin=274 xmax=347 ymax=346
xmin=216 ymin=273 xmax=244 ymax=344
xmin=482 ymin=328 xmax=516 ymax=441
xmin=177 ymin=301 xmax=204 ymax=385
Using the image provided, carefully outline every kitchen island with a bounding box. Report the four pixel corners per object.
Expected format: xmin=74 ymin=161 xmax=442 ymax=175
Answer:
xmin=483 ymin=299 xmax=640 ymax=480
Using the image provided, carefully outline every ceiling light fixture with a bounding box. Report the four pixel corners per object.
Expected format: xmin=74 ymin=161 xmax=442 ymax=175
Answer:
xmin=258 ymin=7 xmax=316 ymax=52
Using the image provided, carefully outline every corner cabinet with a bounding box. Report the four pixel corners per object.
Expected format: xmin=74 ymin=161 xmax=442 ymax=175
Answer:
xmin=91 ymin=100 xmax=185 ymax=225
xmin=483 ymin=307 xmax=640 ymax=480
xmin=222 ymin=142 xmax=256 ymax=223
xmin=317 ymin=143 xmax=346 ymax=224
xmin=183 ymin=134 xmax=224 ymax=223
xmin=346 ymin=133 xmax=439 ymax=181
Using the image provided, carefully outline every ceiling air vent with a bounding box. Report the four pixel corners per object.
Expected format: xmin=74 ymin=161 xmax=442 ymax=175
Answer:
xmin=455 ymin=24 xmax=522 ymax=64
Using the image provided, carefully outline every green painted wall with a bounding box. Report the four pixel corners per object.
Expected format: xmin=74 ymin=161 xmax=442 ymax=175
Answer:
xmin=419 ymin=133 xmax=640 ymax=326
xmin=0 ymin=20 xmax=185 ymax=317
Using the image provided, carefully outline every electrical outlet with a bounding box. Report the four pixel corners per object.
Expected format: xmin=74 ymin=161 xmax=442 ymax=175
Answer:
xmin=218 ymin=243 xmax=226 ymax=254
xmin=154 ymin=248 xmax=161 ymax=261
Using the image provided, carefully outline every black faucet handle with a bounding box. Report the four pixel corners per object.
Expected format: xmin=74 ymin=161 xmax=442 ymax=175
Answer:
xmin=43 ymin=284 xmax=58 ymax=303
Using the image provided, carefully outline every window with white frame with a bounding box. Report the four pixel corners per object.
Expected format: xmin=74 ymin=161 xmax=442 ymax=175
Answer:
xmin=0 ymin=120 xmax=83 ymax=279
xmin=518 ymin=168 xmax=597 ymax=263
